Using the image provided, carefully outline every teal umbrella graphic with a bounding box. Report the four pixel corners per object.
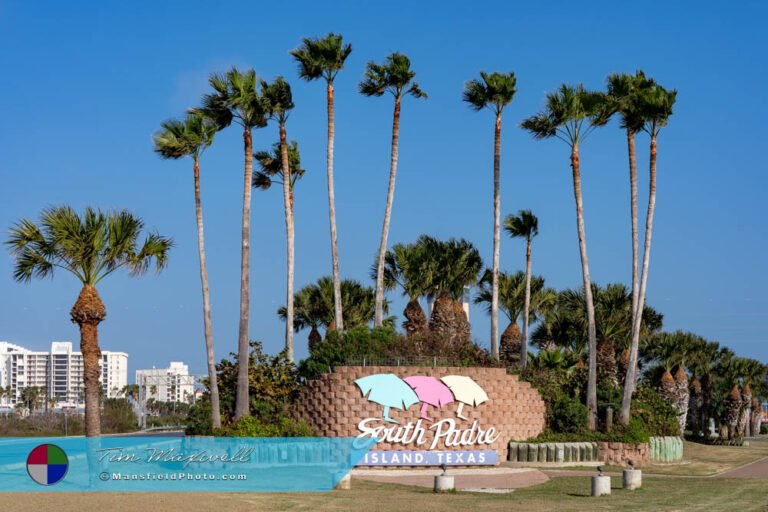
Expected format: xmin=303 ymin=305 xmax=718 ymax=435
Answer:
xmin=355 ymin=374 xmax=420 ymax=424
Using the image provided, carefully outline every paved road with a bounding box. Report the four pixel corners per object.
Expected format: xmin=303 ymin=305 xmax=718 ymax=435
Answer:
xmin=717 ymin=456 xmax=768 ymax=478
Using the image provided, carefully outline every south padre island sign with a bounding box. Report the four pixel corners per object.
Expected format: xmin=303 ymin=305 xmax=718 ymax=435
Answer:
xmin=354 ymin=373 xmax=500 ymax=466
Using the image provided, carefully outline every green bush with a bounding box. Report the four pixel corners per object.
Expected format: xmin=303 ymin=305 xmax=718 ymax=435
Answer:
xmin=550 ymin=396 xmax=588 ymax=433
xmin=219 ymin=415 xmax=315 ymax=437
xmin=761 ymin=423 xmax=767 ymax=435
xmin=630 ymin=386 xmax=679 ymax=437
xmin=523 ymin=417 xmax=649 ymax=445
xmin=298 ymin=326 xmax=495 ymax=380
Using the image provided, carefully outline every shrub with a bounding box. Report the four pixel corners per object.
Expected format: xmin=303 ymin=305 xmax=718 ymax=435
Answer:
xmin=298 ymin=326 xmax=495 ymax=379
xmin=761 ymin=423 xmax=767 ymax=436
xmin=219 ymin=415 xmax=315 ymax=437
xmin=550 ymin=396 xmax=588 ymax=433
xmin=631 ymin=386 xmax=679 ymax=437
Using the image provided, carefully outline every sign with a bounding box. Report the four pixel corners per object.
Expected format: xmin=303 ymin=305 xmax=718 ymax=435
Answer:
xmin=354 ymin=373 xmax=500 ymax=465
xmin=358 ymin=450 xmax=498 ymax=466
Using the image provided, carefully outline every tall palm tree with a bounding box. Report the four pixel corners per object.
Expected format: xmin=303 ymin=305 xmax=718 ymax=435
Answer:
xmin=521 ymin=84 xmax=607 ymax=429
xmin=6 ymin=206 xmax=171 ymax=435
xmin=625 ymin=83 xmax=677 ymax=422
xmin=291 ymin=33 xmax=352 ymax=331
xmin=504 ymin=210 xmax=539 ymax=367
xmin=196 ymin=67 xmax=268 ymax=420
xmin=153 ymin=113 xmax=222 ymax=429
xmin=360 ymin=52 xmax=427 ymax=327
xmin=463 ymin=72 xmax=517 ymax=360
xmin=605 ymin=71 xmax=660 ymax=425
xmin=259 ymin=77 xmax=298 ymax=363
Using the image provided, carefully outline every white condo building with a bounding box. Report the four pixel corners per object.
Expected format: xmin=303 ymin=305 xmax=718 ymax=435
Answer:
xmin=0 ymin=341 xmax=128 ymax=409
xmin=135 ymin=362 xmax=195 ymax=404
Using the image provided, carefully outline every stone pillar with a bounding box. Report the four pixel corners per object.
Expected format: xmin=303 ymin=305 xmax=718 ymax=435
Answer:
xmin=434 ymin=475 xmax=455 ymax=492
xmin=591 ymin=475 xmax=611 ymax=496
xmin=622 ymin=469 xmax=641 ymax=490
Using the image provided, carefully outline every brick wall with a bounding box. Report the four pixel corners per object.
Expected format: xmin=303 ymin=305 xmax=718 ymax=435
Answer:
xmin=294 ymin=366 xmax=546 ymax=462
xmin=597 ymin=442 xmax=650 ymax=466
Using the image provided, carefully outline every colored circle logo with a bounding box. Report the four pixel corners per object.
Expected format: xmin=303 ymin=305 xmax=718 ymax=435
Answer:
xmin=26 ymin=444 xmax=68 ymax=486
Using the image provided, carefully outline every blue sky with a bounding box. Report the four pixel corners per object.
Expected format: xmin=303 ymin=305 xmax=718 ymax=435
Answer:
xmin=1 ymin=1 xmax=766 ymax=378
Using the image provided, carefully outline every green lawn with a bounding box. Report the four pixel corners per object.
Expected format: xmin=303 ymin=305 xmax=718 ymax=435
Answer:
xmin=7 ymin=477 xmax=768 ymax=512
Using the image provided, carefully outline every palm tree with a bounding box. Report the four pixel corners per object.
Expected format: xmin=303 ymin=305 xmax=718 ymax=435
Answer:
xmin=196 ymin=67 xmax=268 ymax=420
xmin=6 ymin=206 xmax=171 ymax=435
xmin=504 ymin=210 xmax=539 ymax=367
xmin=421 ymin=236 xmax=483 ymax=346
xmin=291 ymin=33 xmax=352 ymax=331
xmin=379 ymin=240 xmax=435 ymax=338
xmin=121 ymin=384 xmax=140 ymax=404
xmin=475 ymin=270 xmax=555 ymax=365
xmin=624 ymin=83 xmax=677 ymax=424
xmin=360 ymin=52 xmax=427 ymax=327
xmin=521 ymin=84 xmax=607 ymax=429
xmin=463 ymin=72 xmax=517 ymax=360
xmin=279 ymin=277 xmax=387 ymax=351
xmin=258 ymin=77 xmax=299 ymax=363
xmin=153 ymin=112 xmax=222 ymax=430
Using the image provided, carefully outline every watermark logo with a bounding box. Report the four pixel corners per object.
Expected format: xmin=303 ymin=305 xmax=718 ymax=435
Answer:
xmin=26 ymin=443 xmax=69 ymax=486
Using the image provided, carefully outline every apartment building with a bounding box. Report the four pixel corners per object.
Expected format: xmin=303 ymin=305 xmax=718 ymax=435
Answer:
xmin=135 ymin=361 xmax=195 ymax=404
xmin=0 ymin=340 xmax=128 ymax=408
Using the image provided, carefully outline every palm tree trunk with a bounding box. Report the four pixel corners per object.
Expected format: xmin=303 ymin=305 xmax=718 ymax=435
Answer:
xmin=570 ymin=144 xmax=598 ymax=429
xmin=70 ymin=284 xmax=106 ymax=437
xmin=491 ymin=112 xmax=502 ymax=359
xmin=234 ymin=127 xmax=253 ymax=420
xmin=193 ymin=156 xmax=221 ymax=429
xmin=374 ymin=95 xmax=402 ymax=327
xmin=521 ymin=238 xmax=532 ymax=368
xmin=279 ymin=121 xmax=295 ymax=363
xmin=626 ymin=134 xmax=659 ymax=409
xmin=326 ymin=81 xmax=344 ymax=330
xmin=620 ymin=127 xmax=639 ymax=426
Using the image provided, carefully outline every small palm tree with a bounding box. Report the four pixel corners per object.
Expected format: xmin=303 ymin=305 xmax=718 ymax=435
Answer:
xmin=421 ymin=236 xmax=483 ymax=346
xmin=463 ymin=72 xmax=517 ymax=360
xmin=259 ymin=76 xmax=298 ymax=363
xmin=6 ymin=206 xmax=171 ymax=435
xmin=521 ymin=85 xmax=608 ymax=429
xmin=153 ymin=112 xmax=222 ymax=430
xmin=279 ymin=277 xmax=387 ymax=351
xmin=475 ymin=270 xmax=555 ymax=365
xmin=196 ymin=67 xmax=268 ymax=420
xmin=360 ymin=52 xmax=427 ymax=328
xmin=504 ymin=210 xmax=539 ymax=367
xmin=379 ymin=240 xmax=435 ymax=337
xmin=291 ymin=33 xmax=352 ymax=331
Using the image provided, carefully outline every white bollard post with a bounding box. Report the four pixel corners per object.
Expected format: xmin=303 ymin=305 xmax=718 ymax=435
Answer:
xmin=591 ymin=475 xmax=611 ymax=497
xmin=622 ymin=469 xmax=642 ymax=490
xmin=434 ymin=475 xmax=455 ymax=492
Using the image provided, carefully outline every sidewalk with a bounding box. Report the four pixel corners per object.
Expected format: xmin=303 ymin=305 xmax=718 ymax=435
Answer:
xmin=352 ymin=467 xmax=549 ymax=491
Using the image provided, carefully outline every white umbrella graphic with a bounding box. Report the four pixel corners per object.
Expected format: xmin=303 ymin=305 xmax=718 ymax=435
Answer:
xmin=440 ymin=375 xmax=489 ymax=420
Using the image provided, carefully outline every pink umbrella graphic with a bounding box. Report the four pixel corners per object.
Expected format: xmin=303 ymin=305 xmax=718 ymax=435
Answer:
xmin=403 ymin=376 xmax=455 ymax=422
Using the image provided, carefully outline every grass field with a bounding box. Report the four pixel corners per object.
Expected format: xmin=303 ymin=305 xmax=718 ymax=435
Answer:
xmin=6 ymin=441 xmax=767 ymax=511
xmin=5 ymin=477 xmax=768 ymax=512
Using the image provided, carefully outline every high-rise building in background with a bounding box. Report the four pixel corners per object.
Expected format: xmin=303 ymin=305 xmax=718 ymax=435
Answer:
xmin=0 ymin=341 xmax=128 ymax=409
xmin=135 ymin=362 xmax=195 ymax=404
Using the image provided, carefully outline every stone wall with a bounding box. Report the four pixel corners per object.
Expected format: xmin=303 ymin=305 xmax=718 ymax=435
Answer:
xmin=294 ymin=366 xmax=546 ymax=463
xmin=597 ymin=442 xmax=650 ymax=466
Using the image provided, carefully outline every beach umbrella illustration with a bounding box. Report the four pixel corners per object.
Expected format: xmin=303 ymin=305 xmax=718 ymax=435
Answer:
xmin=355 ymin=373 xmax=420 ymax=423
xmin=440 ymin=375 xmax=489 ymax=419
xmin=403 ymin=376 xmax=455 ymax=421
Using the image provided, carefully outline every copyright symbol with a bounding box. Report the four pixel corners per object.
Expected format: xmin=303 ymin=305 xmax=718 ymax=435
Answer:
xmin=99 ymin=472 xmax=110 ymax=481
